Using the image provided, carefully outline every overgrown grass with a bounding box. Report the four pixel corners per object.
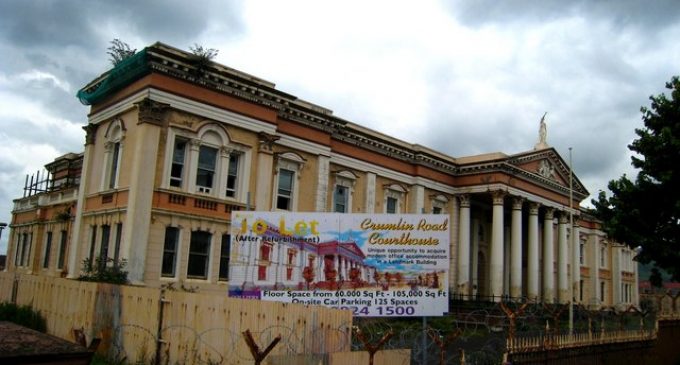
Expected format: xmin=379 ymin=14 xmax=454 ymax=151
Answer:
xmin=0 ymin=301 xmax=47 ymax=332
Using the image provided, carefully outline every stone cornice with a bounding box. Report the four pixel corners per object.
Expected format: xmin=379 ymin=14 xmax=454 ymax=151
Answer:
xmin=457 ymin=160 xmax=588 ymax=201
xmin=79 ymin=42 xmax=592 ymax=205
xmin=145 ymin=44 xmax=348 ymax=134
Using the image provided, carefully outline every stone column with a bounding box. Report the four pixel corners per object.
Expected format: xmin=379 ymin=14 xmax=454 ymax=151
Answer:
xmin=365 ymin=173 xmax=376 ymax=213
xmin=572 ymin=221 xmax=581 ymax=303
xmin=590 ymin=234 xmax=600 ymax=307
xmin=511 ymin=197 xmax=524 ymax=298
xmin=122 ymin=98 xmax=167 ymax=283
xmin=612 ymin=246 xmax=622 ymax=307
xmin=632 ymin=255 xmax=639 ymax=307
xmin=457 ymin=194 xmax=471 ymax=297
xmin=471 ymin=218 xmax=480 ymax=298
xmin=410 ymin=185 xmax=425 ymax=213
xmin=527 ymin=202 xmax=540 ymax=300
xmin=187 ymin=139 xmax=201 ymax=194
xmin=67 ymin=123 xmax=98 ymax=278
xmin=558 ymin=213 xmax=569 ymax=303
xmin=504 ymin=227 xmax=511 ymax=296
xmin=490 ymin=191 xmax=505 ymax=301
xmin=255 ymin=132 xmax=279 ymax=210
xmin=315 ymin=155 xmax=330 ymax=212
xmin=217 ymin=146 xmax=232 ymax=199
xmin=542 ymin=208 xmax=555 ymax=303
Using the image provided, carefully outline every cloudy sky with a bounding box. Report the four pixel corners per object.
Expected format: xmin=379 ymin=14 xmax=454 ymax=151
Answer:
xmin=0 ymin=0 xmax=678 ymax=254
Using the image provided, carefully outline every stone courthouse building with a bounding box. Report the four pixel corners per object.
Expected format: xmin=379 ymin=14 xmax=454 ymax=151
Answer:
xmin=5 ymin=42 xmax=638 ymax=308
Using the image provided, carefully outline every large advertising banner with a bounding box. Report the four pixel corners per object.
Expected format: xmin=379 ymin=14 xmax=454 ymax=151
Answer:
xmin=228 ymin=212 xmax=450 ymax=317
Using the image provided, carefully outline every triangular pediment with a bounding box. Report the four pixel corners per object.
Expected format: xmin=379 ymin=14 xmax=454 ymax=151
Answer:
xmin=508 ymin=148 xmax=589 ymax=198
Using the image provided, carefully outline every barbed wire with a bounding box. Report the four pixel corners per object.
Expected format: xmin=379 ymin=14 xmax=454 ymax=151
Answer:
xmin=97 ymin=301 xmax=659 ymax=365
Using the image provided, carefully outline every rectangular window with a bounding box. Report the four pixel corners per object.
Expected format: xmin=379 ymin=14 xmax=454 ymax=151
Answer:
xmin=225 ymin=153 xmax=239 ymax=198
xmin=600 ymin=245 xmax=606 ymax=268
xmin=21 ymin=233 xmax=32 ymax=267
xmin=334 ymin=185 xmax=348 ymax=213
xmin=219 ymin=234 xmax=230 ymax=281
xmin=162 ymin=227 xmax=179 ymax=277
xmin=258 ymin=265 xmax=267 ymax=281
xmin=579 ymin=280 xmax=584 ymax=302
xmin=579 ymin=242 xmax=585 ymax=265
xmin=386 ymin=197 xmax=397 ymax=214
xmin=57 ymin=230 xmax=67 ymax=269
xmin=600 ymin=281 xmax=606 ymax=302
xmin=286 ymin=249 xmax=296 ymax=281
xmin=113 ymin=223 xmax=122 ymax=263
xmin=187 ymin=231 xmax=211 ymax=279
xmin=100 ymin=225 xmax=111 ymax=259
xmin=88 ymin=225 xmax=97 ymax=267
xmin=43 ymin=231 xmax=53 ymax=269
xmin=14 ymin=235 xmax=21 ymax=266
xmin=432 ymin=206 xmax=442 ymax=214
xmin=196 ymin=146 xmax=217 ymax=192
xmin=258 ymin=244 xmax=272 ymax=281
xmin=276 ymin=169 xmax=294 ymax=210
xmin=109 ymin=142 xmax=120 ymax=189
xmin=170 ymin=138 xmax=187 ymax=187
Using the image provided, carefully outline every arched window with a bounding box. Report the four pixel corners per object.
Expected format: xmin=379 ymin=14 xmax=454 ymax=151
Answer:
xmin=165 ymin=122 xmax=250 ymax=201
xmin=101 ymin=118 xmax=125 ymax=190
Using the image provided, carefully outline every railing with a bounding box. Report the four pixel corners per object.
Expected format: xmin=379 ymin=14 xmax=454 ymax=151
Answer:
xmin=507 ymin=327 xmax=657 ymax=353
xmin=450 ymin=293 xmax=542 ymax=304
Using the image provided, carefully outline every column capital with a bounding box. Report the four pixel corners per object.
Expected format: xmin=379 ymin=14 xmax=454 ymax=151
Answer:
xmin=220 ymin=146 xmax=233 ymax=157
xmin=104 ymin=140 xmax=115 ymax=151
xmin=558 ymin=213 xmax=569 ymax=224
xmin=491 ymin=190 xmax=506 ymax=205
xmin=135 ymin=98 xmax=169 ymax=126
xmin=189 ymin=138 xmax=202 ymax=150
xmin=544 ymin=207 xmax=555 ymax=220
xmin=83 ymin=123 xmax=99 ymax=145
xmin=512 ymin=197 xmax=524 ymax=210
xmin=258 ymin=131 xmax=280 ymax=153
xmin=458 ymin=194 xmax=471 ymax=208
xmin=528 ymin=202 xmax=540 ymax=215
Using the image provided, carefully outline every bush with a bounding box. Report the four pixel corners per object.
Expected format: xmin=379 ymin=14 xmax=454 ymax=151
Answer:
xmin=0 ymin=302 xmax=47 ymax=332
xmin=78 ymin=257 xmax=129 ymax=285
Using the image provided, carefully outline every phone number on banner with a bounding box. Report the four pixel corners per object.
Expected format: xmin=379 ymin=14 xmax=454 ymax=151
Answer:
xmin=261 ymin=289 xmax=448 ymax=317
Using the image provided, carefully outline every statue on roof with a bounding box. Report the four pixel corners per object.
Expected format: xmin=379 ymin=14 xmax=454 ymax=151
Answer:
xmin=534 ymin=112 xmax=549 ymax=150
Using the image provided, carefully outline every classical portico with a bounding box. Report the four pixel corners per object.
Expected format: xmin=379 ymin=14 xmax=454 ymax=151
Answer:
xmin=455 ymin=189 xmax=582 ymax=304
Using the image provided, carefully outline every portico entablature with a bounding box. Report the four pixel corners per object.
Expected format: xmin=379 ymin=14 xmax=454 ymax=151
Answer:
xmin=453 ymin=184 xmax=580 ymax=215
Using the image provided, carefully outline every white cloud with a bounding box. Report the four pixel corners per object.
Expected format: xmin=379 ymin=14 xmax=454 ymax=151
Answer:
xmin=17 ymin=70 xmax=71 ymax=93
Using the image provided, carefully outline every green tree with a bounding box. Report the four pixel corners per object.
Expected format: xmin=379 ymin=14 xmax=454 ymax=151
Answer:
xmin=593 ymin=76 xmax=680 ymax=282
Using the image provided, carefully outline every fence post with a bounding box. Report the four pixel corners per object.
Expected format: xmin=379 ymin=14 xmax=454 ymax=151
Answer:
xmin=353 ymin=327 xmax=394 ymax=365
xmin=242 ymin=329 xmax=281 ymax=365
xmin=11 ymin=273 xmax=19 ymax=303
xmin=154 ymin=289 xmax=168 ymax=365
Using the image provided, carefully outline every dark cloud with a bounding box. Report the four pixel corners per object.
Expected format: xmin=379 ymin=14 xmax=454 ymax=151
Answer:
xmin=0 ymin=0 xmax=244 ymax=48
xmin=448 ymin=0 xmax=680 ymax=30
xmin=0 ymin=0 xmax=246 ymax=96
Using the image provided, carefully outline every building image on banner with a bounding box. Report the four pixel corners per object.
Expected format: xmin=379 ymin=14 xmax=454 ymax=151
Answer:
xmin=228 ymin=212 xmax=450 ymax=317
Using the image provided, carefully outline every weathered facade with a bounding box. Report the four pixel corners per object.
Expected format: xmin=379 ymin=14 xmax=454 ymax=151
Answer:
xmin=4 ymin=42 xmax=638 ymax=307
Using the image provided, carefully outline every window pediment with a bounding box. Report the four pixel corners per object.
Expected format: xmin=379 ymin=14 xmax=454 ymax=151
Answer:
xmin=383 ymin=183 xmax=408 ymax=194
xmin=104 ymin=118 xmax=125 ymax=141
xmin=333 ymin=170 xmax=357 ymax=187
xmin=197 ymin=122 xmax=230 ymax=146
xmin=276 ymin=152 xmax=306 ymax=172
